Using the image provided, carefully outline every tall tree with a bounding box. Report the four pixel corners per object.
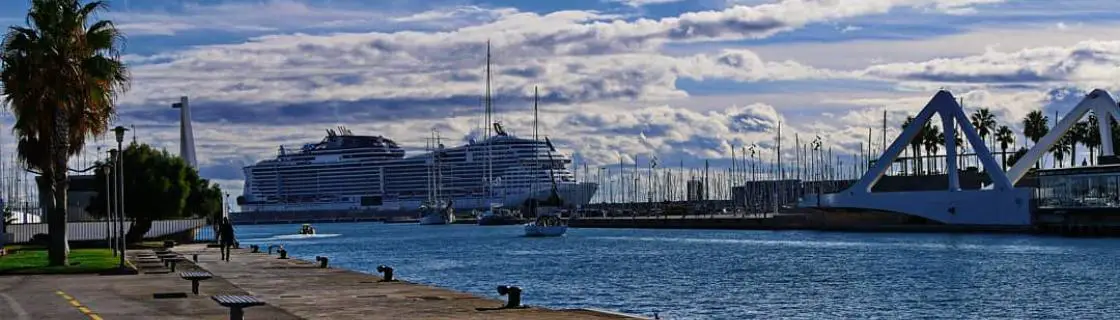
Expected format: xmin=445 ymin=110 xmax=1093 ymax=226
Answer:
xmin=1022 ymin=110 xmax=1049 ymax=169
xmin=1070 ymin=121 xmax=1088 ymax=167
xmin=995 ymin=125 xmax=1015 ymax=171
xmin=923 ymin=123 xmax=942 ymax=173
xmin=1052 ymin=135 xmax=1071 ymax=168
xmin=970 ymin=108 xmax=997 ymax=167
xmin=901 ymin=116 xmax=923 ymax=175
xmin=86 ymin=143 xmax=222 ymax=242
xmin=1084 ymin=114 xmax=1101 ymax=165
xmin=0 ymin=0 xmax=130 ymax=266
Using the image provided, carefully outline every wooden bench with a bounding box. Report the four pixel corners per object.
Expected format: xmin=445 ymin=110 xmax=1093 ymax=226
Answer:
xmin=211 ymin=294 xmax=266 ymax=320
xmin=179 ymin=271 xmax=213 ymax=295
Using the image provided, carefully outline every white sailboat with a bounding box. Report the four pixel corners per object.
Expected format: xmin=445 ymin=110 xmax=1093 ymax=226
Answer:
xmin=523 ymin=132 xmax=568 ymax=237
xmin=419 ymin=131 xmax=454 ymax=225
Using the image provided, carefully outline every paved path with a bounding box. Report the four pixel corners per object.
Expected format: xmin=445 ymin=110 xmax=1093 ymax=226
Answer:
xmin=180 ymin=244 xmax=639 ymax=319
xmin=0 ymin=251 xmax=300 ymax=320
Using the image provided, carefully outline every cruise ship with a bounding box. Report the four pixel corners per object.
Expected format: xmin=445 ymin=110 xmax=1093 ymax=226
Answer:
xmin=237 ymin=125 xmax=598 ymax=213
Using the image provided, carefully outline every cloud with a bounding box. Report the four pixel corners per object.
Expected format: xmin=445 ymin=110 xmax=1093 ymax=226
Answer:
xmin=859 ymin=40 xmax=1120 ymax=90
xmin=609 ymin=0 xmax=687 ymax=8
xmin=109 ymin=1 xmax=514 ymax=36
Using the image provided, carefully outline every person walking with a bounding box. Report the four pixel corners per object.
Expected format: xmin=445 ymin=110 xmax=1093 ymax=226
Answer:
xmin=218 ymin=217 xmax=236 ymax=261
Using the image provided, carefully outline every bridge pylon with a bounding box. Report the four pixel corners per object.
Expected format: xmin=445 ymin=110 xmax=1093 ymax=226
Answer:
xmin=799 ymin=90 xmax=1031 ymax=225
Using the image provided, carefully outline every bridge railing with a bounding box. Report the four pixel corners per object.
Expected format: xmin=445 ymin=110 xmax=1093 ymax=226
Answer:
xmin=4 ymin=218 xmax=208 ymax=244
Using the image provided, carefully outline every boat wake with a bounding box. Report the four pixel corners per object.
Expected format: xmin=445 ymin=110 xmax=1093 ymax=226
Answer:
xmin=242 ymin=233 xmax=341 ymax=242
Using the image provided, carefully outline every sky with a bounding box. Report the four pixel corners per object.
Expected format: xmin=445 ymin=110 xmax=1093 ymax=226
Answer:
xmin=2 ymin=0 xmax=1120 ymax=206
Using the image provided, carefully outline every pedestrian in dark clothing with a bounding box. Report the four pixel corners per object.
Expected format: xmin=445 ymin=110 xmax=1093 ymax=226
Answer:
xmin=218 ymin=217 xmax=235 ymax=261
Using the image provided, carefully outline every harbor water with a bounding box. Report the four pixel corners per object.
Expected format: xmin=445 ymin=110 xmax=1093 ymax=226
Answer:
xmin=235 ymin=222 xmax=1119 ymax=319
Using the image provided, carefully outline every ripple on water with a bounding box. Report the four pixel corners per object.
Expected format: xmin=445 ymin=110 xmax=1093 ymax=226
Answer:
xmin=233 ymin=222 xmax=1120 ymax=320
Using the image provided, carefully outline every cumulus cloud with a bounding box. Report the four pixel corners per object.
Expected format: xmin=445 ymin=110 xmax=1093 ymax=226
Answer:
xmin=860 ymin=40 xmax=1120 ymax=90
xmin=109 ymin=1 xmax=514 ymax=36
xmin=609 ymin=0 xmax=687 ymax=8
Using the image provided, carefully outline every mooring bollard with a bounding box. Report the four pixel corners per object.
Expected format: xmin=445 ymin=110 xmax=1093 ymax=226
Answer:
xmin=278 ymin=248 xmax=288 ymax=259
xmin=315 ymin=256 xmax=329 ymax=268
xmin=192 ymin=254 xmax=198 ymax=262
xmin=268 ymin=245 xmax=281 ymax=255
xmin=496 ymin=285 xmax=521 ymax=308
xmin=376 ymin=265 xmax=394 ymax=281
xmin=250 ymin=245 xmax=260 ymax=253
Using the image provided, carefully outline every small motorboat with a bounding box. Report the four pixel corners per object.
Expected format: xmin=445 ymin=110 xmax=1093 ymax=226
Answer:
xmin=299 ymin=224 xmax=316 ymax=235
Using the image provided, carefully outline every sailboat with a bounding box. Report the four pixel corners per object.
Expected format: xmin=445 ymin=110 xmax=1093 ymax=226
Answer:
xmin=419 ymin=131 xmax=455 ymax=225
xmin=524 ymin=134 xmax=568 ymax=237
xmin=474 ymin=40 xmax=516 ymax=225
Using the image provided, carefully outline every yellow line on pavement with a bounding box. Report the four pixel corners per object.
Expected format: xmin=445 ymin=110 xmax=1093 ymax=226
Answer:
xmin=55 ymin=290 xmax=103 ymax=320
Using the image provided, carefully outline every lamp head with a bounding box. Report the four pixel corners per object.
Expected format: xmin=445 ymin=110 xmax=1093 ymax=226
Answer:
xmin=108 ymin=148 xmax=118 ymax=158
xmin=112 ymin=126 xmax=129 ymax=143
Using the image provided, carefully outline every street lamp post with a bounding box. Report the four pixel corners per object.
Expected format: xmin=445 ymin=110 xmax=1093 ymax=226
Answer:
xmin=106 ymin=150 xmax=116 ymax=257
xmin=112 ymin=126 xmax=128 ymax=268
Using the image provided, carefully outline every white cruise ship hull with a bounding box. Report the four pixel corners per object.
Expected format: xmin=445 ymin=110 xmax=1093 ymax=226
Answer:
xmin=241 ymin=182 xmax=598 ymax=213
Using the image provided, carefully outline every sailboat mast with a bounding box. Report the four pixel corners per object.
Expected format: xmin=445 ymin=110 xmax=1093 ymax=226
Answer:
xmin=485 ymin=40 xmax=493 ymax=203
xmin=532 ymin=87 xmax=539 ymax=201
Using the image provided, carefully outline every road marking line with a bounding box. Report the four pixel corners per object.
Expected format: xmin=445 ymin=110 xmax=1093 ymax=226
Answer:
xmin=55 ymin=290 xmax=102 ymax=320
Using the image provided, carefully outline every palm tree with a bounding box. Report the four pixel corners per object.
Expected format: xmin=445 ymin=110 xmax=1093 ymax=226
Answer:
xmin=1069 ymin=121 xmax=1088 ymax=167
xmin=970 ymin=108 xmax=997 ymax=167
xmin=1052 ymin=135 xmax=1071 ymax=168
xmin=902 ymin=116 xmax=923 ymax=175
xmin=1 ymin=0 xmax=129 ymax=266
xmin=1085 ymin=114 xmax=1101 ymax=165
xmin=1022 ymin=110 xmax=1049 ymax=168
xmin=923 ymin=123 xmax=942 ymax=173
xmin=996 ymin=125 xmax=1015 ymax=171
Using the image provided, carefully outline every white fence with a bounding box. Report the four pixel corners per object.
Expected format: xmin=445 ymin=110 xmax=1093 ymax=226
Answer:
xmin=5 ymin=219 xmax=209 ymax=244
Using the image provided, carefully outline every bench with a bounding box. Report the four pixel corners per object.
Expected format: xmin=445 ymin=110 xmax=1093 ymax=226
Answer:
xmin=179 ymin=271 xmax=213 ymax=295
xmin=211 ymin=295 xmax=266 ymax=320
xmin=163 ymin=256 xmax=187 ymax=272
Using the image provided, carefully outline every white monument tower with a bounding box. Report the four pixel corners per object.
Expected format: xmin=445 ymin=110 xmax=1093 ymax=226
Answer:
xmin=171 ymin=96 xmax=198 ymax=168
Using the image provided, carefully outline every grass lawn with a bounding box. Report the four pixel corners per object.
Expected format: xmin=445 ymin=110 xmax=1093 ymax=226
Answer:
xmin=0 ymin=248 xmax=122 ymax=275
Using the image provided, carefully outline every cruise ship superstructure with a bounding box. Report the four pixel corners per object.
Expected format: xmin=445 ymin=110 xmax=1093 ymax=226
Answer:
xmin=238 ymin=125 xmax=598 ymax=213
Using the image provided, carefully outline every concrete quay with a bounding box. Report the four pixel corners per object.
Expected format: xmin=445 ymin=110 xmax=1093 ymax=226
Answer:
xmin=175 ymin=244 xmax=643 ymax=319
xmin=0 ymin=245 xmax=644 ymax=319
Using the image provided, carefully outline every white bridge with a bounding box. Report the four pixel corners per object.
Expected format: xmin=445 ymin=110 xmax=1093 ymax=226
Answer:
xmin=800 ymin=89 xmax=1120 ymax=226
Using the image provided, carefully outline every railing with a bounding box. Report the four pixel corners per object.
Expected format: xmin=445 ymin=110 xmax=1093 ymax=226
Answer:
xmin=4 ymin=218 xmax=208 ymax=244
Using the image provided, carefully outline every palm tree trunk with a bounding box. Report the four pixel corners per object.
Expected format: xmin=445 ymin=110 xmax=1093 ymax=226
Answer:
xmin=1070 ymin=142 xmax=1077 ymax=167
xmin=48 ymin=112 xmax=70 ymax=267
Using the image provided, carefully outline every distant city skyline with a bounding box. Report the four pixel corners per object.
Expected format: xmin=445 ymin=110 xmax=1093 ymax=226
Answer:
xmin=1 ymin=0 xmax=1118 ymax=201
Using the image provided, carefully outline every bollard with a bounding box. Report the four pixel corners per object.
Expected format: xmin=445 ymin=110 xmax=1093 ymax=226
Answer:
xmin=268 ymin=245 xmax=282 ymax=255
xmin=250 ymin=245 xmax=260 ymax=253
xmin=192 ymin=254 xmax=198 ymax=262
xmin=315 ymin=256 xmax=329 ymax=268
xmin=278 ymin=248 xmax=288 ymax=259
xmin=496 ymin=285 xmax=521 ymax=308
xmin=376 ymin=265 xmax=394 ymax=282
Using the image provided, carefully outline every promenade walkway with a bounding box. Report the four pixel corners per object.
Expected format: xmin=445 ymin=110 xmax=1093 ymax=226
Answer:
xmin=179 ymin=244 xmax=633 ymax=319
xmin=0 ymin=245 xmax=640 ymax=319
